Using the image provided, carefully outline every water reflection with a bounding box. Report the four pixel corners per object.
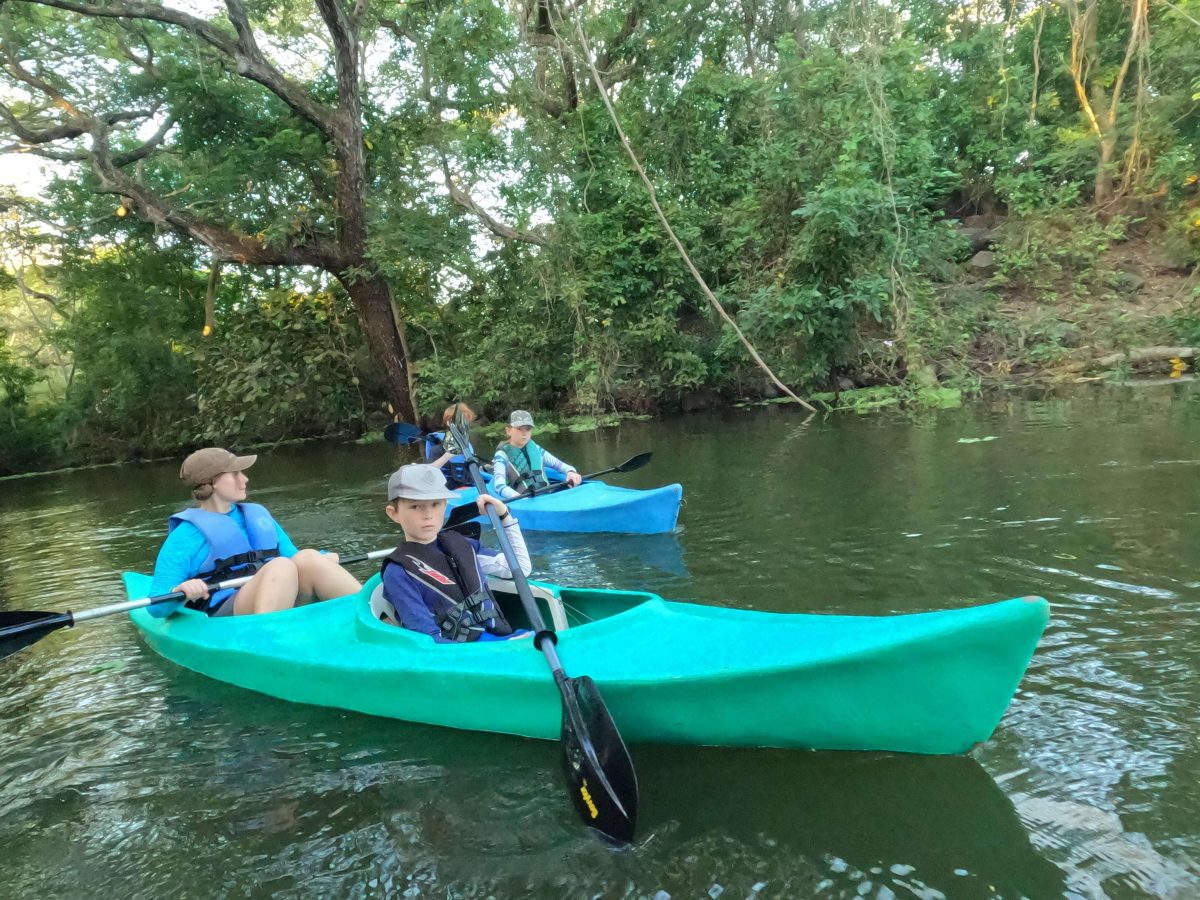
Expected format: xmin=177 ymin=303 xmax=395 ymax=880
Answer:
xmin=529 ymin=530 xmax=690 ymax=589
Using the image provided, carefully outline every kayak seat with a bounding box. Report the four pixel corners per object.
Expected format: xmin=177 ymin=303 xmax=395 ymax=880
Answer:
xmin=487 ymin=577 xmax=570 ymax=631
xmin=367 ymin=578 xmax=568 ymax=633
xmin=368 ymin=583 xmax=400 ymax=626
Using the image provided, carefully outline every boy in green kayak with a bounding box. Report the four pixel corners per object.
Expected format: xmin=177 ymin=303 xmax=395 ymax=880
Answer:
xmin=491 ymin=410 xmax=582 ymax=499
xmin=381 ymin=464 xmax=532 ymax=643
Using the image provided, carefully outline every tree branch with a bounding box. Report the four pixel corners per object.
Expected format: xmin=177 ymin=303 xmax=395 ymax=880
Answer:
xmin=441 ymin=160 xmax=549 ymax=246
xmin=0 ymin=100 xmax=152 ymax=145
xmin=86 ymin=124 xmax=344 ymax=269
xmin=112 ymin=115 xmax=175 ymax=166
xmin=596 ymin=1 xmax=642 ymax=72
xmin=13 ymin=0 xmax=338 ymax=136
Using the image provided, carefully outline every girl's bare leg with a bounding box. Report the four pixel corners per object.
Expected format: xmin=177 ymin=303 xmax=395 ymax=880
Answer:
xmin=232 ymin=557 xmax=300 ymax=614
xmin=292 ymin=549 xmax=362 ymax=604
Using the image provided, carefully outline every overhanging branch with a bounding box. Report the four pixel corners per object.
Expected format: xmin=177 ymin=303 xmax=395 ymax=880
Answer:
xmin=441 ymin=160 xmax=549 ymax=246
xmin=13 ymin=0 xmax=338 ymax=136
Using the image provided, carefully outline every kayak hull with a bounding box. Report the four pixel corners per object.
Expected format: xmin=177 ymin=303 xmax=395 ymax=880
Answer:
xmin=123 ymin=574 xmax=1048 ymax=755
xmin=446 ymin=480 xmax=682 ymax=534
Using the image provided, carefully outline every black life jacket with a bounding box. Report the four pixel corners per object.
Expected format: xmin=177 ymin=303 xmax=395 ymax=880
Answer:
xmin=381 ymin=530 xmax=513 ymax=642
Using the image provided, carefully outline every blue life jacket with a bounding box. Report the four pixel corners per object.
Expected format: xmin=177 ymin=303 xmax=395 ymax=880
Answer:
xmin=425 ymin=431 xmax=472 ymax=489
xmin=168 ymin=503 xmax=281 ymax=610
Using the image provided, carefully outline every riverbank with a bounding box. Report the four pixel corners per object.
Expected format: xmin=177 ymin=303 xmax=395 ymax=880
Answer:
xmin=4 ymin=225 xmax=1196 ymax=479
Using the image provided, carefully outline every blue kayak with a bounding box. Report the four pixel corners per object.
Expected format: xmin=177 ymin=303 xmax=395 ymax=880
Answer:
xmin=446 ymin=480 xmax=683 ymax=534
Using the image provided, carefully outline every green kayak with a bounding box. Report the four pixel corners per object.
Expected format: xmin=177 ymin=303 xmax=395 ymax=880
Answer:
xmin=121 ymin=573 xmax=1048 ymax=755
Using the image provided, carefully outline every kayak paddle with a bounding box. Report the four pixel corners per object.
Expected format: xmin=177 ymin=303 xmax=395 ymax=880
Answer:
xmin=448 ymin=416 xmax=639 ymax=844
xmin=383 ymin=422 xmax=423 ymax=445
xmin=0 ymin=548 xmax=395 ymax=662
xmin=443 ymin=451 xmax=654 ymax=531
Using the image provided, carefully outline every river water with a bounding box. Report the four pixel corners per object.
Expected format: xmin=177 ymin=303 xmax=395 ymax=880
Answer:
xmin=2 ymin=388 xmax=1199 ymax=898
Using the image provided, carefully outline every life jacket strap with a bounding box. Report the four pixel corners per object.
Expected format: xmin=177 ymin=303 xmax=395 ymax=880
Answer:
xmin=203 ymin=548 xmax=281 ymax=585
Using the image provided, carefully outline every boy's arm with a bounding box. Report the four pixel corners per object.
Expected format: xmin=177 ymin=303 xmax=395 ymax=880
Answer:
xmin=541 ymin=448 xmax=577 ymax=476
xmin=476 ymin=517 xmax=532 ymax=578
xmin=382 ymin=565 xmax=455 ymax=643
xmin=490 ymin=450 xmax=521 ymax=500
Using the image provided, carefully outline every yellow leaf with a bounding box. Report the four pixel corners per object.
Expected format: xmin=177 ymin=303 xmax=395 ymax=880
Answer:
xmin=201 ymin=324 xmax=213 ymax=337
xmin=364 ymin=137 xmax=374 ymax=150
xmin=115 ymin=206 xmax=127 ymax=218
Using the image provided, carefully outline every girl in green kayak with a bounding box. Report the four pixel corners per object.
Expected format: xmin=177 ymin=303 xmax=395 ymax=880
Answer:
xmin=150 ymin=448 xmax=361 ymax=617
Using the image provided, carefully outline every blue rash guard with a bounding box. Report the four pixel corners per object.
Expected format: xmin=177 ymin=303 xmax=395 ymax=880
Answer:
xmin=149 ymin=505 xmax=299 ymax=618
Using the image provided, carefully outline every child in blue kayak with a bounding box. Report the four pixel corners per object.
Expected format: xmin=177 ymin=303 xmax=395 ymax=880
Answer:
xmin=424 ymin=402 xmax=476 ymax=489
xmin=381 ymin=463 xmax=532 ymax=643
xmin=491 ymin=410 xmax=582 ymax=500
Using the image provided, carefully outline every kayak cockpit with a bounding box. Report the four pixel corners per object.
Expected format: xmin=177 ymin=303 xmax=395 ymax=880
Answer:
xmin=355 ymin=573 xmax=661 ymax=644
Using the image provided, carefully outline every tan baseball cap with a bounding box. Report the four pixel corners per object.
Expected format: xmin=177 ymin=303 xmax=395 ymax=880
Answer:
xmin=180 ymin=448 xmax=257 ymax=486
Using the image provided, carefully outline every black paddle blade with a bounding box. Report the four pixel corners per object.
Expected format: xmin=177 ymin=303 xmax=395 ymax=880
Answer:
xmin=444 ymin=501 xmax=480 ymax=530
xmin=0 ymin=610 xmax=74 ymax=661
xmin=560 ymin=674 xmax=638 ymax=845
xmin=613 ymin=451 xmax=653 ymax=473
xmin=383 ymin=422 xmax=422 ymax=445
xmin=452 ymin=521 xmax=482 ymax=540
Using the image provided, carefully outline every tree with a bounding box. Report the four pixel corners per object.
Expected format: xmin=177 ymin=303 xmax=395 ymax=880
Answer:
xmin=0 ymin=0 xmax=429 ymax=415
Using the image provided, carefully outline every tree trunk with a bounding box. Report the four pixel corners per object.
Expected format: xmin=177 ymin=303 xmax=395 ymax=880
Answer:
xmin=339 ymin=272 xmax=416 ymax=421
xmin=1095 ymin=133 xmax=1117 ymax=206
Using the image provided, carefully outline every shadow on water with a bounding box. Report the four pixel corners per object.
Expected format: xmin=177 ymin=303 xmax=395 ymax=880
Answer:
xmin=121 ymin=659 xmax=1065 ymax=898
xmin=638 ymin=745 xmax=1067 ymax=898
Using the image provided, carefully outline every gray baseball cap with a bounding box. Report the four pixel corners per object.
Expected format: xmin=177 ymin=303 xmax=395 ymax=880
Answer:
xmin=387 ymin=464 xmax=460 ymax=501
xmin=508 ymin=409 xmax=534 ymax=427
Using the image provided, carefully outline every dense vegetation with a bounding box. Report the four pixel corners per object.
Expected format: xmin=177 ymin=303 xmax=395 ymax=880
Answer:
xmin=2 ymin=0 xmax=1198 ymax=474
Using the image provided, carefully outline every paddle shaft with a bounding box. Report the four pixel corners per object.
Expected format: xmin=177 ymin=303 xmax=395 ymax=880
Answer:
xmin=450 ymin=419 xmax=638 ymax=842
xmin=0 ymin=549 xmax=392 ymax=649
xmin=460 ymin=453 xmax=554 ymax=645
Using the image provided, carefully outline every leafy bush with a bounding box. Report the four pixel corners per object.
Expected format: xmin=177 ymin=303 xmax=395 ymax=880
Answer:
xmin=193 ymin=289 xmax=369 ymax=444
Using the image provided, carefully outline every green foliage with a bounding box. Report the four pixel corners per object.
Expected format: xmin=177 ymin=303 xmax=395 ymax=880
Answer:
xmin=2 ymin=0 xmax=1200 ymax=471
xmin=0 ymin=326 xmax=38 ymax=408
xmin=193 ymin=289 xmax=367 ymax=444
xmin=1166 ymin=294 xmax=1200 ymax=346
xmin=54 ymin=239 xmax=204 ymax=456
xmin=988 ymin=208 xmax=1128 ymax=298
xmin=0 ymin=326 xmax=62 ymax=475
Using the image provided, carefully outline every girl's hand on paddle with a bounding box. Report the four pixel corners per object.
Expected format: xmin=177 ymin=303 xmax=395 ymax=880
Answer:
xmin=565 ymin=471 xmax=582 ymax=487
xmin=476 ymin=494 xmax=509 ymax=518
xmin=174 ymin=579 xmax=210 ymax=601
